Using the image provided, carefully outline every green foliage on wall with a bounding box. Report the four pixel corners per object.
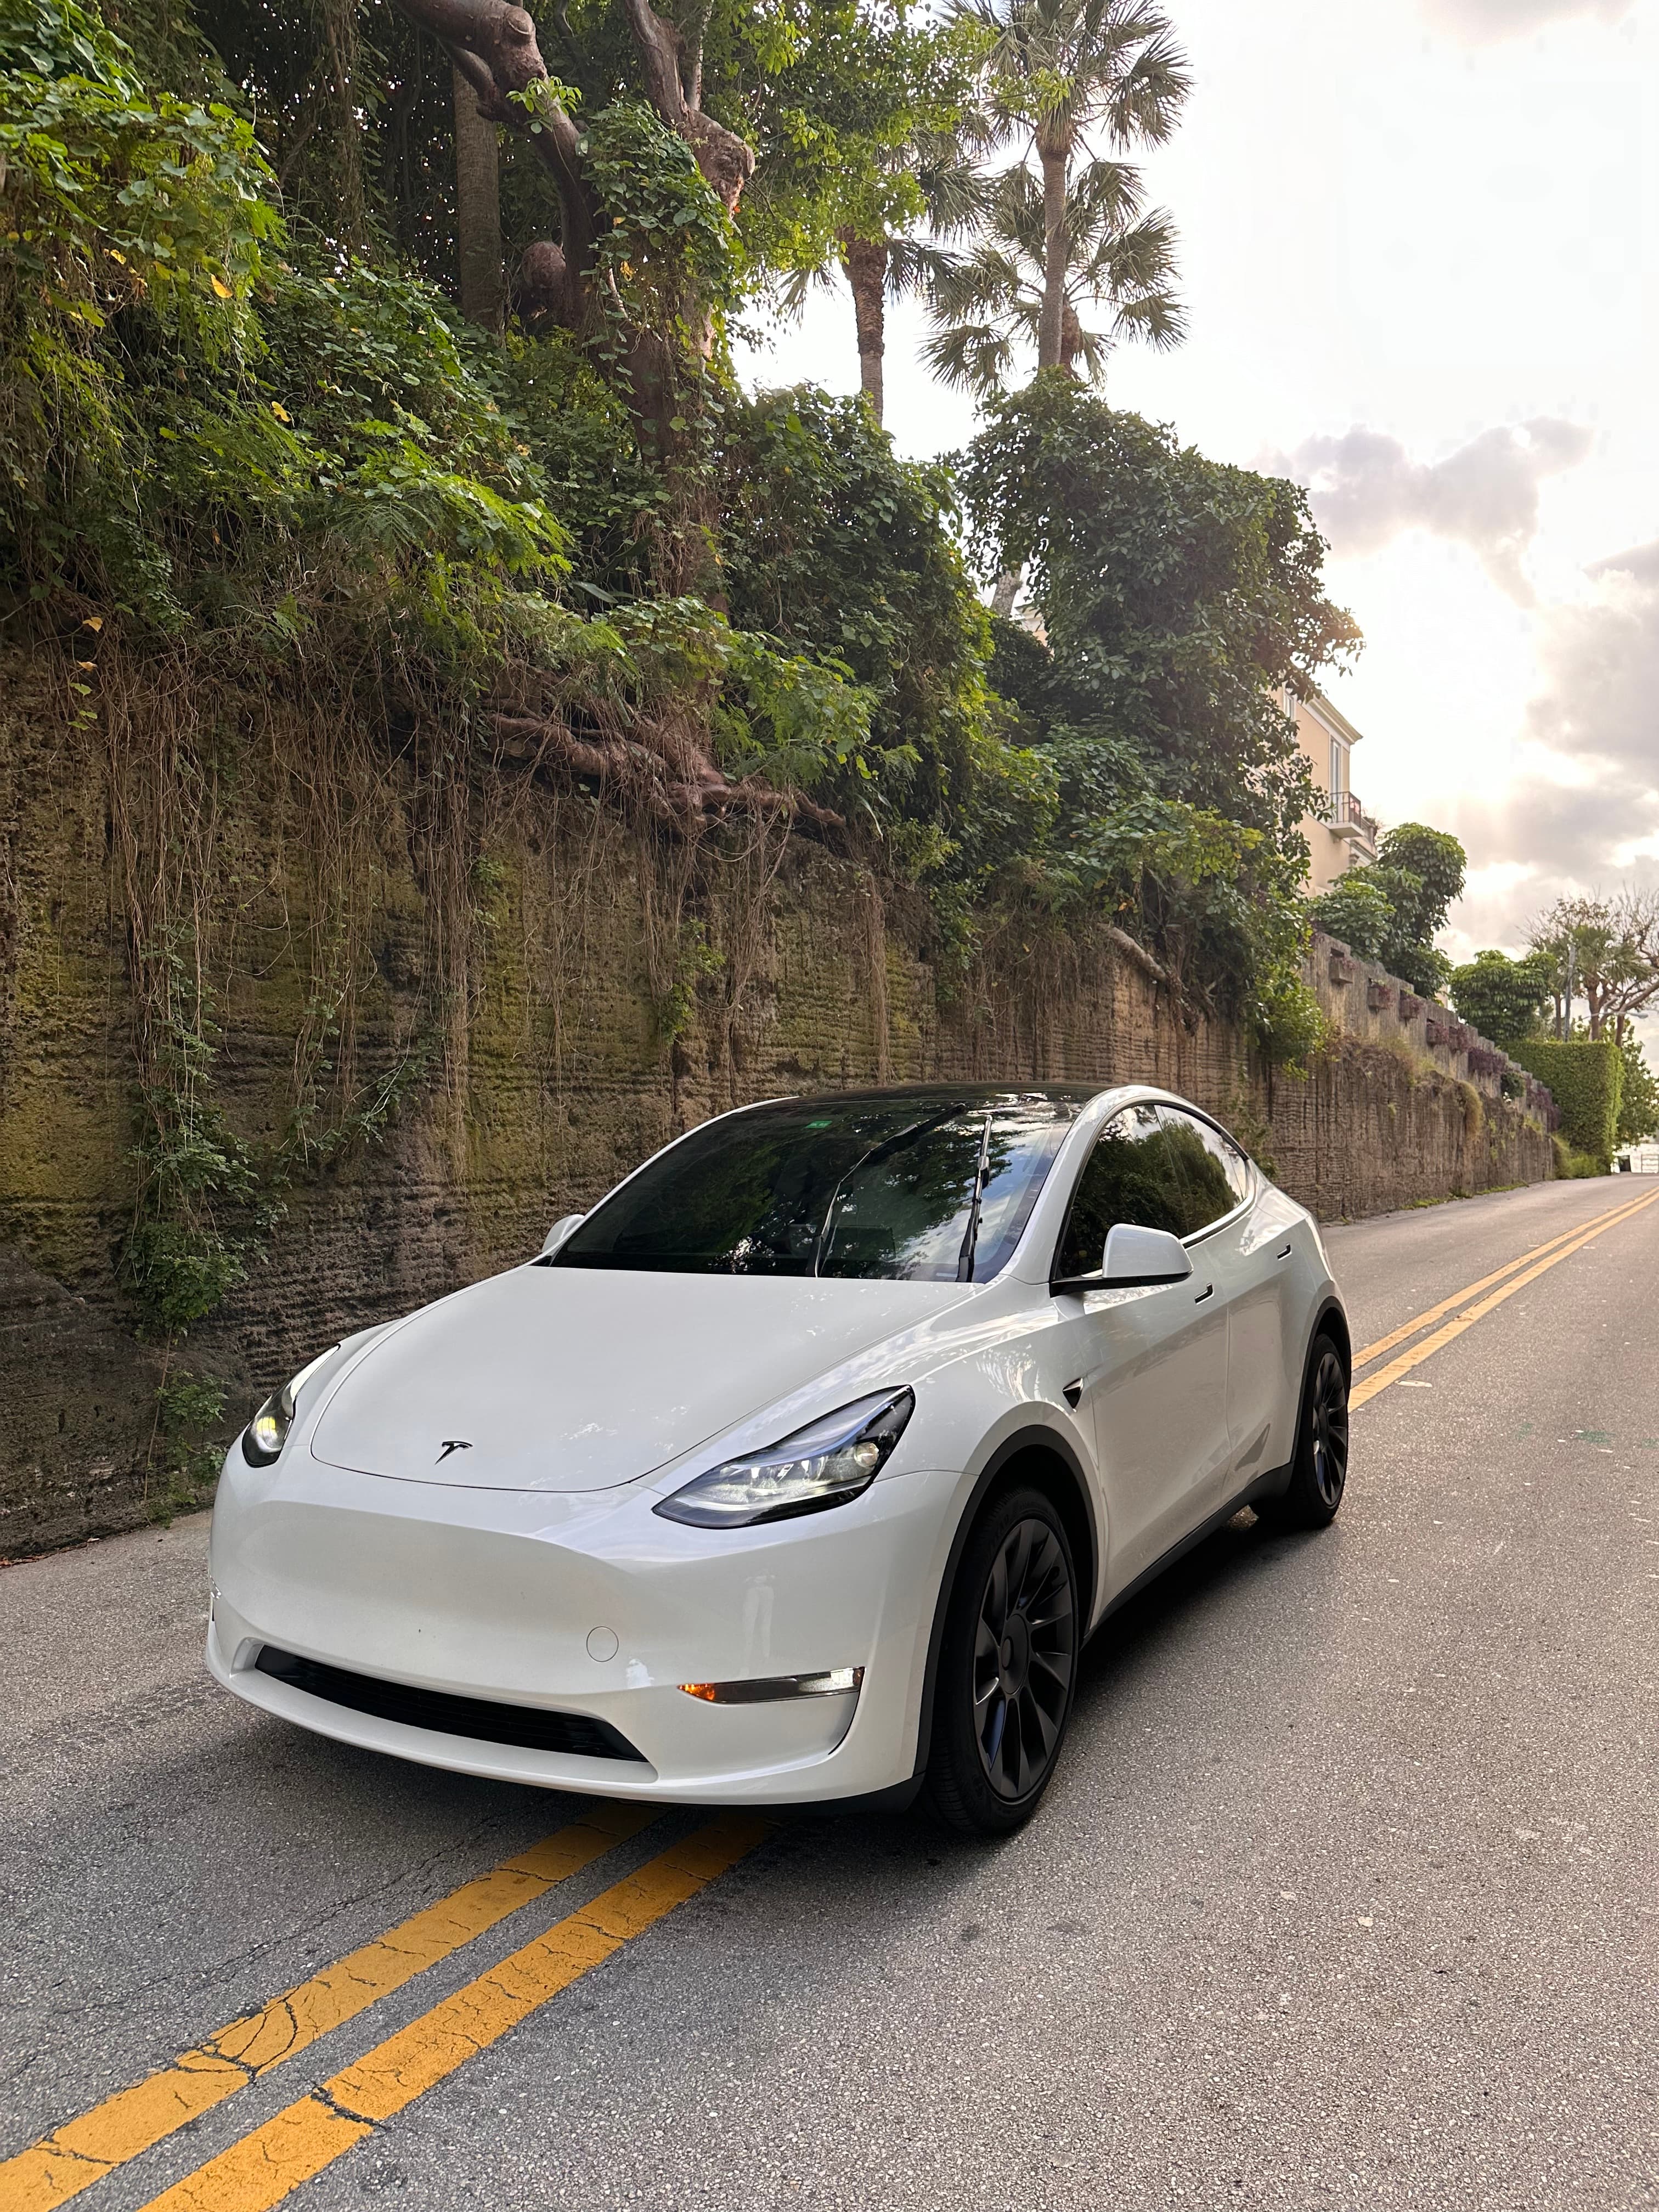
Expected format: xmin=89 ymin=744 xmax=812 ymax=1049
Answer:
xmin=716 ymin=385 xmax=1049 ymax=866
xmin=1510 ymin=1037 xmax=1623 ymax=1170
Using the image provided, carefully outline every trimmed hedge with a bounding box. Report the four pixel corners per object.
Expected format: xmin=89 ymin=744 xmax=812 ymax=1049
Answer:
xmin=1510 ymin=1039 xmax=1623 ymax=1170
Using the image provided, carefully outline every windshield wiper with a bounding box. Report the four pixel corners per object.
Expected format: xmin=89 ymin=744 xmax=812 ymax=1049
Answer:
xmin=955 ymin=1113 xmax=994 ymax=1283
xmin=811 ymin=1108 xmax=962 ymax=1278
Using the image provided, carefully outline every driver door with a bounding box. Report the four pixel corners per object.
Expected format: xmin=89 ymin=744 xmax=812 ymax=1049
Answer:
xmin=1052 ymin=1104 xmax=1232 ymax=1589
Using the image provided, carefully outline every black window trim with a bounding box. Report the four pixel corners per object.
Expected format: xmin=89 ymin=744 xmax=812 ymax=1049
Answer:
xmin=1047 ymin=1090 xmax=1258 ymax=1286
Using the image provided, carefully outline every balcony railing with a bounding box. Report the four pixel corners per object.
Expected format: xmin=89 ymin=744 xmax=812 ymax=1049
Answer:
xmin=1329 ymin=789 xmax=1378 ymax=848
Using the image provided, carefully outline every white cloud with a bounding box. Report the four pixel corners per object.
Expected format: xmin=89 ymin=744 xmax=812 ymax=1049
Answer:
xmin=1283 ymin=420 xmax=1594 ymax=603
xmin=1422 ymin=0 xmax=1634 ymax=43
xmin=1441 ymin=540 xmax=1659 ymax=955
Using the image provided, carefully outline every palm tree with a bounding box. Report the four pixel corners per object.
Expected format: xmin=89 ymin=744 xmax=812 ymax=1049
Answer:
xmin=840 ymin=133 xmax=991 ymax=424
xmin=922 ymin=155 xmax=1183 ymax=399
xmin=787 ymin=129 xmax=991 ymax=425
xmin=956 ymin=0 xmax=1190 ymax=375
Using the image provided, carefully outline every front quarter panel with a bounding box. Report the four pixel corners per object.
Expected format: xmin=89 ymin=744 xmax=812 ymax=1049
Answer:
xmin=1271 ymin=1188 xmax=1346 ymax=1431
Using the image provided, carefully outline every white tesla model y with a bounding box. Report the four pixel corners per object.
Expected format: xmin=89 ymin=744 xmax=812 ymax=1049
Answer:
xmin=208 ymin=1085 xmax=1350 ymax=1834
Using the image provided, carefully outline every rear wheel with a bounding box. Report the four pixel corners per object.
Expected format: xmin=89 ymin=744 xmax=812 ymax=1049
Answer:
xmin=1259 ymin=1333 xmax=1350 ymax=1530
xmin=923 ymin=1487 xmax=1079 ymax=1836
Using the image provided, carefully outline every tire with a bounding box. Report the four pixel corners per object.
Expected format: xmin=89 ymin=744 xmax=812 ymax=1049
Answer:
xmin=1258 ymin=1332 xmax=1350 ymax=1531
xmin=922 ymin=1486 xmax=1079 ymax=1837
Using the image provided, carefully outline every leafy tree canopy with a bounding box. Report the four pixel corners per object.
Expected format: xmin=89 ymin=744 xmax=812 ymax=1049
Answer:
xmin=1309 ymin=824 xmax=1466 ymax=998
xmin=1448 ymin=949 xmax=1554 ymax=1046
xmin=1527 ymin=892 xmax=1659 ymax=1043
xmin=957 ymin=377 xmax=1359 ymax=850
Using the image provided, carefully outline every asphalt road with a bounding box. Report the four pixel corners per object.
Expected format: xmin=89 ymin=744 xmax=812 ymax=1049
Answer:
xmin=3 ymin=1174 xmax=1657 ymax=2212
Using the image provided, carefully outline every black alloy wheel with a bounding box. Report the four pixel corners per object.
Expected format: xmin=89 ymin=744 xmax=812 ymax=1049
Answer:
xmin=1259 ymin=1331 xmax=1350 ymax=1530
xmin=1307 ymin=1345 xmax=1350 ymax=1513
xmin=925 ymin=1488 xmax=1079 ymax=1835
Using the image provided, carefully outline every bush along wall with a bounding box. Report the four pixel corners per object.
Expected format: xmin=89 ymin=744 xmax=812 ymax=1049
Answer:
xmin=1508 ymin=1039 xmax=1623 ymax=1170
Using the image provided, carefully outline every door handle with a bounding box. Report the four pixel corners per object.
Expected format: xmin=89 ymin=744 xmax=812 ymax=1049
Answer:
xmin=1275 ymin=1243 xmax=1293 ymax=1261
xmin=1194 ymin=1283 xmax=1215 ymax=1304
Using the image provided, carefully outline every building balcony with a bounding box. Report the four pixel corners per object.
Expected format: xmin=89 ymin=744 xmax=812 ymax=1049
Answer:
xmin=1329 ymin=789 xmax=1378 ymax=852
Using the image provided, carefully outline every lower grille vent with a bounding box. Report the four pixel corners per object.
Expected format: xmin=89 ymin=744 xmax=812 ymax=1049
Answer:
xmin=254 ymin=1646 xmax=647 ymax=1763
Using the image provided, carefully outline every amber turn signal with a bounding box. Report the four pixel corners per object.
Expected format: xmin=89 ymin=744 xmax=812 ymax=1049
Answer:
xmin=680 ymin=1667 xmax=864 ymax=1704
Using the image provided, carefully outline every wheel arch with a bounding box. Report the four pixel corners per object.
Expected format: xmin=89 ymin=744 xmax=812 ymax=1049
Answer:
xmin=1313 ymin=1296 xmax=1351 ymax=1376
xmin=908 ymin=1425 xmax=1099 ymax=1783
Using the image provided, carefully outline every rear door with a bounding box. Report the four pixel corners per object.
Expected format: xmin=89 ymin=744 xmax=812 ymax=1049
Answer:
xmin=1053 ymin=1104 xmax=1232 ymax=1589
xmin=1156 ymin=1107 xmax=1286 ymax=1506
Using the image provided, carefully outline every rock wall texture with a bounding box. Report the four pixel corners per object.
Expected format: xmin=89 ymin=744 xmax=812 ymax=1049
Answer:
xmin=0 ymin=654 xmax=1553 ymax=1554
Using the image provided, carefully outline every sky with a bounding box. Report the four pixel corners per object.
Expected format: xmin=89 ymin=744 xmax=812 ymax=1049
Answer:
xmin=733 ymin=0 xmax=1659 ymax=974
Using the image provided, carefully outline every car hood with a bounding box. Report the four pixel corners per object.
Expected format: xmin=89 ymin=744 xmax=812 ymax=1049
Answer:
xmin=308 ymin=1265 xmax=972 ymax=1493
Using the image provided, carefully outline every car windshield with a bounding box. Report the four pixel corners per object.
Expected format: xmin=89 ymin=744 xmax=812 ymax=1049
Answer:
xmin=554 ymin=1095 xmax=1077 ymax=1281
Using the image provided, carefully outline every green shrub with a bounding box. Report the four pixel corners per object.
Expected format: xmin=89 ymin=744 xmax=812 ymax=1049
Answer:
xmin=1551 ymin=1135 xmax=1604 ymax=1180
xmin=1511 ymin=1039 xmax=1623 ymax=1170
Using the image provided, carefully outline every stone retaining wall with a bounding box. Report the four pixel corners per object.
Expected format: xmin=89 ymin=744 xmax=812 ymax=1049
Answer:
xmin=0 ymin=664 xmax=1553 ymax=1553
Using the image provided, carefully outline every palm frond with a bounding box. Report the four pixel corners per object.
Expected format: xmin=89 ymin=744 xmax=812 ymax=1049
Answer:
xmin=1066 ymin=155 xmax=1146 ymax=235
xmin=921 ymin=318 xmax=1018 ymax=399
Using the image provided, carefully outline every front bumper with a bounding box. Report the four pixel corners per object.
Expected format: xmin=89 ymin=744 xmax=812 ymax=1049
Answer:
xmin=207 ymin=1446 xmax=966 ymax=1803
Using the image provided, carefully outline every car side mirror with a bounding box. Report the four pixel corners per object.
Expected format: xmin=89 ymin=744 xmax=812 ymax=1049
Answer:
xmin=1101 ymin=1223 xmax=1192 ymax=1288
xmin=539 ymin=1212 xmax=584 ymax=1259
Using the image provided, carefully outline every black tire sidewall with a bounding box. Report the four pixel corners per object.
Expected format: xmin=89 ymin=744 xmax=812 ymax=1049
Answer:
xmin=1279 ymin=1330 xmax=1348 ymax=1527
xmin=926 ymin=1486 xmax=1079 ymax=1836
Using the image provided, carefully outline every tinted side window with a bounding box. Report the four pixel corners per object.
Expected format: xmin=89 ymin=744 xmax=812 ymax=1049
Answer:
xmin=1157 ymin=1108 xmax=1246 ymax=1235
xmin=1054 ymin=1104 xmax=1188 ymax=1279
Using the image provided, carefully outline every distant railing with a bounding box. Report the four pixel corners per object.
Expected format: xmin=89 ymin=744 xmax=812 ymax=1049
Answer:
xmin=1329 ymin=789 xmax=1378 ymax=847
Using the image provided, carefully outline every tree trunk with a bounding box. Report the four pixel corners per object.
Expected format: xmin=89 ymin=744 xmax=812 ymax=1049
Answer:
xmin=991 ymin=568 xmax=1022 ymax=619
xmin=316 ymin=0 xmax=368 ymax=249
xmin=452 ymin=63 xmax=504 ymax=331
xmin=839 ymin=232 xmax=889 ymax=423
xmin=1037 ymin=144 xmax=1069 ymax=371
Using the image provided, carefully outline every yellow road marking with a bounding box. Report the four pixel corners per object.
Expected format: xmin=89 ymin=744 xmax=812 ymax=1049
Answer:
xmin=0 ymin=1805 xmax=656 ymax=2212
xmin=1353 ymin=1187 xmax=1658 ymax=1371
xmin=137 ymin=1819 xmax=765 ymax=2212
xmin=1352 ymin=1187 xmax=1659 ymax=1409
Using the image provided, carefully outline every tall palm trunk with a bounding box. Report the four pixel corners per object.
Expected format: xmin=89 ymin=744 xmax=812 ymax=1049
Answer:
xmin=1036 ymin=142 xmax=1069 ymax=370
xmin=840 ymin=232 xmax=890 ymax=422
xmin=452 ymin=65 xmax=504 ymax=331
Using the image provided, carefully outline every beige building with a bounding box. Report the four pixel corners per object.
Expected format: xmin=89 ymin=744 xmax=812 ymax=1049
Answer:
xmin=1289 ymin=687 xmax=1378 ymax=891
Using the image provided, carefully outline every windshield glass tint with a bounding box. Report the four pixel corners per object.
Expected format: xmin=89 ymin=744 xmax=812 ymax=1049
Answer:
xmin=556 ymin=1097 xmax=1074 ymax=1280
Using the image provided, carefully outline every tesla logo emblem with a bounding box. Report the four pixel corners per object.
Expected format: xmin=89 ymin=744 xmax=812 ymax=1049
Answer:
xmin=435 ymin=1440 xmax=473 ymax=1463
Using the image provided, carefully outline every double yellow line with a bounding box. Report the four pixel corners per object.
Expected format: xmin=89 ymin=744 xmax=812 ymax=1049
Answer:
xmin=1 ymin=1809 xmax=763 ymax=2212
xmin=1350 ymin=1184 xmax=1659 ymax=1409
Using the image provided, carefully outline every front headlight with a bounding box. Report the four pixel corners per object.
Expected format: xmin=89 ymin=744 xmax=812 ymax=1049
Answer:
xmin=240 ymin=1346 xmax=339 ymax=1467
xmin=654 ymin=1389 xmax=915 ymax=1529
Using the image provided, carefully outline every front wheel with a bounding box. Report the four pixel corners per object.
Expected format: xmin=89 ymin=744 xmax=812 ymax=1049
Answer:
xmin=922 ymin=1487 xmax=1079 ymax=1836
xmin=1259 ymin=1333 xmax=1350 ymax=1531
